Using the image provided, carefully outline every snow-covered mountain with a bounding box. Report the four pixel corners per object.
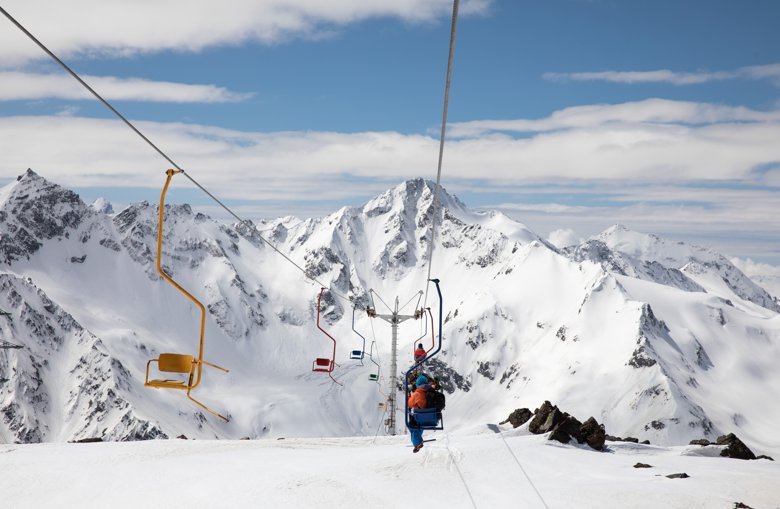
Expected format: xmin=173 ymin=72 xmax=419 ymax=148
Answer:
xmin=1 ymin=170 xmax=778 ymax=458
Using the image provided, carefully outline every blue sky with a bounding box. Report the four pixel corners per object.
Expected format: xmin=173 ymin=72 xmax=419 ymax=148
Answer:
xmin=1 ymin=0 xmax=779 ymax=267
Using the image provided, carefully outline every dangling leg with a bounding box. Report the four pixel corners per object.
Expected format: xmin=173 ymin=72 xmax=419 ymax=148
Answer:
xmin=411 ymin=428 xmax=424 ymax=453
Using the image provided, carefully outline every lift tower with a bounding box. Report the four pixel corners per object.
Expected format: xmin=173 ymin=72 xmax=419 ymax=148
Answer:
xmin=367 ymin=292 xmax=422 ymax=436
xmin=0 ymin=309 xmax=22 ymax=384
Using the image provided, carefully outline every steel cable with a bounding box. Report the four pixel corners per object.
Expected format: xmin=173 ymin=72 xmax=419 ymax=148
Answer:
xmin=0 ymin=5 xmax=353 ymax=305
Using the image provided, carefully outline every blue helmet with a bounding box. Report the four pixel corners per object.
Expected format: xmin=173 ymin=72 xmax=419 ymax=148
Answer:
xmin=416 ymin=375 xmax=428 ymax=387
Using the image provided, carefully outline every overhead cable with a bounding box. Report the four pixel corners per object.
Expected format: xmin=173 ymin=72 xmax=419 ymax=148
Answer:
xmin=423 ymin=0 xmax=459 ymax=308
xmin=0 ymin=5 xmax=352 ymax=305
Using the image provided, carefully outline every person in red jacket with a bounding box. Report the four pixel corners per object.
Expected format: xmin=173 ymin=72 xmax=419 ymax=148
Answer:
xmin=414 ymin=343 xmax=426 ymax=363
xmin=408 ymin=375 xmax=430 ymax=452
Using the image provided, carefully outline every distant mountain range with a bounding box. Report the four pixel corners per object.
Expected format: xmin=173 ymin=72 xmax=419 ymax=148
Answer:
xmin=1 ymin=170 xmax=778 ymax=455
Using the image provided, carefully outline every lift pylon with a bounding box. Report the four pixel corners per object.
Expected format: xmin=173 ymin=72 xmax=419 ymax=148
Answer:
xmin=366 ymin=290 xmax=423 ymax=435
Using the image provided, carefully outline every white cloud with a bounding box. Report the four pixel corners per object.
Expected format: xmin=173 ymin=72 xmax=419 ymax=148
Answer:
xmin=2 ymin=97 xmax=780 ymax=192
xmin=448 ymin=98 xmax=780 ymax=136
xmin=0 ymin=72 xmax=251 ymax=103
xmin=730 ymin=257 xmax=780 ymax=278
xmin=1 ymin=98 xmax=778 ymax=261
xmin=0 ymin=0 xmax=490 ymax=67
xmin=543 ymin=63 xmax=780 ymax=87
xmin=546 ymin=228 xmax=580 ymax=248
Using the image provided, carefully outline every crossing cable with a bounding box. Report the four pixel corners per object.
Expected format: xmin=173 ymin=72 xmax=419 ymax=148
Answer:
xmin=486 ymin=424 xmax=550 ymax=509
xmin=0 ymin=5 xmax=354 ymax=305
xmin=422 ymin=0 xmax=459 ymax=309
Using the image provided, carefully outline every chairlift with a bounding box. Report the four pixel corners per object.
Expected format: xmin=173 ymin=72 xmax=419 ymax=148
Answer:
xmin=313 ymin=287 xmax=341 ymax=385
xmin=412 ymin=307 xmax=435 ymax=358
xmin=367 ymin=340 xmax=381 ymax=382
xmin=144 ymin=169 xmax=230 ymax=422
xmin=349 ymin=302 xmax=366 ymax=362
xmin=404 ymin=278 xmax=444 ymax=431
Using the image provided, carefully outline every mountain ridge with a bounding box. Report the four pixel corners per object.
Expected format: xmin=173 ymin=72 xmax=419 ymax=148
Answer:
xmin=0 ymin=170 xmax=778 ymax=458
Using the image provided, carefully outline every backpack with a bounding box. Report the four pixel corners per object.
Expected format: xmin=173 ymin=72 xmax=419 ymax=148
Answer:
xmin=425 ymin=389 xmax=446 ymax=411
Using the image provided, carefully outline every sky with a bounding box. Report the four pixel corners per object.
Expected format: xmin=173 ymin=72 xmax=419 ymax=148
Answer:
xmin=0 ymin=0 xmax=779 ymax=265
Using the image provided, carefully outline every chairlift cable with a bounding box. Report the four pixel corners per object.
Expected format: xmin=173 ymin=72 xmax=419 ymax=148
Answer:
xmin=422 ymin=0 xmax=459 ymax=309
xmin=0 ymin=5 xmax=353 ymax=305
xmin=370 ymin=289 xmax=394 ymax=314
xmin=398 ymin=290 xmax=423 ymax=314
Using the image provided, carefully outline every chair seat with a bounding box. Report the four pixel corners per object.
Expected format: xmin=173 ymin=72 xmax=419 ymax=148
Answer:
xmin=145 ymin=379 xmax=189 ymax=389
xmin=312 ymin=358 xmax=333 ymax=372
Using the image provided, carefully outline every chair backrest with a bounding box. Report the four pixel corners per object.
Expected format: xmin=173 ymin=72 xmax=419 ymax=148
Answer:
xmin=158 ymin=353 xmax=194 ymax=373
xmin=412 ymin=408 xmax=440 ymax=427
xmin=314 ymin=357 xmax=331 ymax=367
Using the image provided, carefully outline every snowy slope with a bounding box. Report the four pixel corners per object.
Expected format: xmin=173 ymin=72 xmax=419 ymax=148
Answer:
xmin=1 ymin=170 xmax=779 ymax=461
xmin=0 ymin=426 xmax=778 ymax=509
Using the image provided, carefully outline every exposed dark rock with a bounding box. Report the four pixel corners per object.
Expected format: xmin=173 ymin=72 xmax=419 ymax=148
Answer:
xmin=548 ymin=414 xmax=583 ymax=445
xmin=73 ymin=437 xmax=103 ymax=443
xmin=666 ymin=473 xmax=689 ymax=479
xmin=528 ymin=401 xmax=606 ymax=451
xmin=476 ymin=361 xmax=498 ymax=380
xmin=633 ymin=463 xmax=652 ymax=468
xmin=529 ymin=401 xmax=563 ymax=434
xmin=628 ymin=344 xmax=657 ymax=368
xmin=734 ymin=503 xmax=753 ymax=509
xmin=177 ymin=434 xmax=188 ymax=440
xmin=70 ymin=255 xmax=87 ymax=263
xmin=581 ymin=417 xmax=606 ymax=451
xmin=499 ymin=363 xmax=520 ymax=387
xmin=689 ymin=438 xmax=710 ymax=446
xmin=695 ymin=340 xmax=714 ymax=370
xmin=755 ymin=455 xmax=774 ymax=461
xmin=716 ymin=433 xmax=756 ymax=460
xmin=640 ymin=440 xmax=650 ymax=445
xmin=424 ymin=358 xmax=471 ymax=394
xmin=499 ymin=408 xmax=532 ymax=428
xmin=646 ymin=420 xmax=665 ymax=430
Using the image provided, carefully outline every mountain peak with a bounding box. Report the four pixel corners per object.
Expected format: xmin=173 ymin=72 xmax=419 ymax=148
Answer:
xmin=364 ymin=178 xmax=466 ymax=218
xmin=0 ymin=169 xmax=91 ymax=263
xmin=17 ymin=168 xmax=41 ymax=182
xmin=91 ymin=198 xmax=114 ymax=215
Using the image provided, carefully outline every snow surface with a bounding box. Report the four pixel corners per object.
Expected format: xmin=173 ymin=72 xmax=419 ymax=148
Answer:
xmin=1 ymin=424 xmax=777 ymax=509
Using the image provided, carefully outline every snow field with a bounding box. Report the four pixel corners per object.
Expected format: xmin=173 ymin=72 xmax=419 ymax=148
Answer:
xmin=1 ymin=426 xmax=778 ymax=509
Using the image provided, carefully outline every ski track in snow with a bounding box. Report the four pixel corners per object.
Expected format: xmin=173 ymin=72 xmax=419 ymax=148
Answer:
xmin=1 ymin=428 xmax=778 ymax=509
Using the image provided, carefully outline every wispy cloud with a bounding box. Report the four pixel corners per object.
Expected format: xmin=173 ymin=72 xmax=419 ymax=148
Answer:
xmin=448 ymin=98 xmax=780 ymax=136
xmin=543 ymin=63 xmax=780 ymax=87
xmin=1 ymin=97 xmax=778 ymax=262
xmin=0 ymin=72 xmax=252 ymax=103
xmin=2 ymin=98 xmax=780 ymax=191
xmin=0 ymin=0 xmax=491 ymax=67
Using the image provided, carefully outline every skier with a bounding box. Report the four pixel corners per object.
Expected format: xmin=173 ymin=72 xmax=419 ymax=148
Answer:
xmin=408 ymin=374 xmax=431 ymax=453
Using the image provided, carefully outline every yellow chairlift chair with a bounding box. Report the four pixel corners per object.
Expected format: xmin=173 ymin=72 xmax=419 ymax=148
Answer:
xmin=144 ymin=169 xmax=230 ymax=422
